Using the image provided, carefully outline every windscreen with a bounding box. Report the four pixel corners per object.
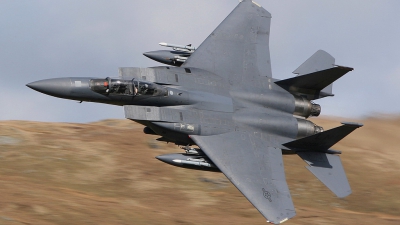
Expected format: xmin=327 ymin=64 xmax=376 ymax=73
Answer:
xmin=90 ymin=78 xmax=167 ymax=97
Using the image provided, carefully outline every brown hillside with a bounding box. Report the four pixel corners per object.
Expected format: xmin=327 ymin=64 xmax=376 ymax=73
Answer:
xmin=0 ymin=116 xmax=399 ymax=225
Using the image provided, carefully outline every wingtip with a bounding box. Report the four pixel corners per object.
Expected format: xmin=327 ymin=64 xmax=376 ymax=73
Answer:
xmin=336 ymin=189 xmax=352 ymax=198
xmin=266 ymin=217 xmax=290 ymax=224
xmin=341 ymin=122 xmax=363 ymax=128
xmin=334 ymin=65 xmax=354 ymax=71
xmin=239 ymin=0 xmax=262 ymax=7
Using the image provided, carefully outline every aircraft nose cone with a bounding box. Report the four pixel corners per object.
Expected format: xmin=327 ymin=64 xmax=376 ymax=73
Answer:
xmin=143 ymin=52 xmax=151 ymax=58
xmin=155 ymin=154 xmax=177 ymax=165
xmin=155 ymin=154 xmax=170 ymax=163
xmin=143 ymin=51 xmax=161 ymax=61
xmin=26 ymin=78 xmax=72 ymax=97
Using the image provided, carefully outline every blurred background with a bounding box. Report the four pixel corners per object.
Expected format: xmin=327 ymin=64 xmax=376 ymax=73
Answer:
xmin=0 ymin=1 xmax=399 ymax=224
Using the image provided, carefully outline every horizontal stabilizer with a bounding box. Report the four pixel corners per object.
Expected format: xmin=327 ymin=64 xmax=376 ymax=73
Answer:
xmin=297 ymin=152 xmax=351 ymax=198
xmin=275 ymin=66 xmax=353 ymax=100
xmin=283 ymin=122 xmax=363 ymax=151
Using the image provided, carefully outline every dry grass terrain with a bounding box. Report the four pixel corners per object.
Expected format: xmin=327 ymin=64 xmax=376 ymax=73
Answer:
xmin=0 ymin=116 xmax=399 ymax=225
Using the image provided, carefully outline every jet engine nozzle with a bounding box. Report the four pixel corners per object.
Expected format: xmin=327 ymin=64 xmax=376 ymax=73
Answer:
xmin=310 ymin=103 xmax=321 ymax=117
xmin=294 ymin=96 xmax=321 ymax=118
xmin=296 ymin=118 xmax=324 ymax=139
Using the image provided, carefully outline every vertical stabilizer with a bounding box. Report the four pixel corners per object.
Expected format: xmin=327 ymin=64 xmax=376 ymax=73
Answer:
xmin=293 ymin=50 xmax=335 ymax=75
xmin=297 ymin=152 xmax=351 ymax=198
xmin=283 ymin=122 xmax=362 ymax=198
xmin=293 ymin=50 xmax=335 ymax=95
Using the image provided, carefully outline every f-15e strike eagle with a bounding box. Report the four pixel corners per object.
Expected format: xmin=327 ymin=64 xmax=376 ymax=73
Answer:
xmin=27 ymin=0 xmax=362 ymax=223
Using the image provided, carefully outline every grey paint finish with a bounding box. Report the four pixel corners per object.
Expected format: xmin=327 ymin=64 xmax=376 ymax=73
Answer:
xmin=293 ymin=50 xmax=335 ymax=76
xmin=143 ymin=50 xmax=188 ymax=67
xmin=155 ymin=153 xmax=220 ymax=172
xmin=119 ymin=66 xmax=230 ymax=96
xmin=297 ymin=152 xmax=352 ymax=198
xmin=191 ymin=133 xmax=295 ymax=224
xmin=283 ymin=122 xmax=363 ymax=151
xmin=26 ymin=0 xmax=361 ymax=223
xmin=183 ymin=0 xmax=273 ymax=79
xmin=275 ymin=66 xmax=353 ymax=100
xmin=293 ymin=50 xmax=336 ymax=96
xmin=27 ymin=77 xmax=127 ymax=105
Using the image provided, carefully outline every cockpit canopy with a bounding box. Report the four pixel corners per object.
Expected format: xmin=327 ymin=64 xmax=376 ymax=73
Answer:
xmin=90 ymin=78 xmax=167 ymax=97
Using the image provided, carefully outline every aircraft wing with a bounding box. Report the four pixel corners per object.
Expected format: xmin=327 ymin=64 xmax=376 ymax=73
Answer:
xmin=190 ymin=132 xmax=296 ymax=224
xmin=183 ymin=0 xmax=272 ymax=80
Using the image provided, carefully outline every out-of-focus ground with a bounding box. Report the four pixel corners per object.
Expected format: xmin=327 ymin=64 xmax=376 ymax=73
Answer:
xmin=0 ymin=116 xmax=399 ymax=225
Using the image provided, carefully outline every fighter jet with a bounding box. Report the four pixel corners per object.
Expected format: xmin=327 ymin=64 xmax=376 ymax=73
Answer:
xmin=26 ymin=0 xmax=362 ymax=224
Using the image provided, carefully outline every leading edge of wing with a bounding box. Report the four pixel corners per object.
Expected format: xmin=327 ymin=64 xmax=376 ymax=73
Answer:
xmin=183 ymin=0 xmax=273 ymax=80
xmin=190 ymin=132 xmax=296 ymax=224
